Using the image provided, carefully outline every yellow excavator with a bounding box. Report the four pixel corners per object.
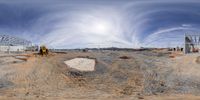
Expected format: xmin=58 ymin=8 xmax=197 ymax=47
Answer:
xmin=39 ymin=45 xmax=49 ymax=56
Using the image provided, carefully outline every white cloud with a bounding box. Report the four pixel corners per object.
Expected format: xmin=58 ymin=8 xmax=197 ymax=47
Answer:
xmin=1 ymin=0 xmax=200 ymax=48
xmin=36 ymin=6 xmax=137 ymax=49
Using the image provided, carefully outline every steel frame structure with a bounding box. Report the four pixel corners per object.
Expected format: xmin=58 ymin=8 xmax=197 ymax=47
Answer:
xmin=0 ymin=34 xmax=31 ymax=46
xmin=184 ymin=33 xmax=200 ymax=54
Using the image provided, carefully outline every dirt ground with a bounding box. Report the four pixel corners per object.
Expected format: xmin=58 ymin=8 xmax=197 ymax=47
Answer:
xmin=0 ymin=50 xmax=200 ymax=100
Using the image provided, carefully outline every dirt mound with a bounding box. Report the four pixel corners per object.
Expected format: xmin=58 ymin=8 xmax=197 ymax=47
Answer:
xmin=119 ymin=56 xmax=130 ymax=59
xmin=196 ymin=56 xmax=200 ymax=64
xmin=64 ymin=58 xmax=95 ymax=71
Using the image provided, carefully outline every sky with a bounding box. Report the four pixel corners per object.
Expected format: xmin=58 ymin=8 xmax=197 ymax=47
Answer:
xmin=0 ymin=0 xmax=200 ymax=49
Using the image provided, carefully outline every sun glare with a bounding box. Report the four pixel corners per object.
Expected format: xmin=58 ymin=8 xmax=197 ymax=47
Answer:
xmin=94 ymin=22 xmax=108 ymax=32
xmin=90 ymin=20 xmax=111 ymax=34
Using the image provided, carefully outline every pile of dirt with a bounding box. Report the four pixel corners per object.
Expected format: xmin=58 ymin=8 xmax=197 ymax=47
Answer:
xmin=196 ymin=56 xmax=200 ymax=64
xmin=14 ymin=54 xmax=32 ymax=61
xmin=119 ymin=56 xmax=130 ymax=59
xmin=64 ymin=58 xmax=96 ymax=71
xmin=0 ymin=56 xmax=24 ymax=64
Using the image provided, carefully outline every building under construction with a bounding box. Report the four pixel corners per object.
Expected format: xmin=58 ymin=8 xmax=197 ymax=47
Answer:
xmin=185 ymin=33 xmax=200 ymax=54
xmin=0 ymin=34 xmax=31 ymax=52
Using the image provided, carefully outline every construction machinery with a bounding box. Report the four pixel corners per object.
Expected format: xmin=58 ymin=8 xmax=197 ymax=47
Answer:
xmin=39 ymin=45 xmax=49 ymax=56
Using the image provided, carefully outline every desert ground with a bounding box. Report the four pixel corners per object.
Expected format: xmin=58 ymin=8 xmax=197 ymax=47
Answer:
xmin=0 ymin=50 xmax=200 ymax=100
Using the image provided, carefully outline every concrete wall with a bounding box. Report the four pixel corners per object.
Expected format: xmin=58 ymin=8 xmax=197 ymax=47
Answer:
xmin=0 ymin=46 xmax=25 ymax=52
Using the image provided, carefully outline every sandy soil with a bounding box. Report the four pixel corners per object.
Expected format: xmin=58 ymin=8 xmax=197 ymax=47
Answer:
xmin=0 ymin=50 xmax=200 ymax=100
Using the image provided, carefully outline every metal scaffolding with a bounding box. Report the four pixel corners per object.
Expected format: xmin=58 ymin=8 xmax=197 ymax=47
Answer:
xmin=0 ymin=34 xmax=32 ymax=53
xmin=184 ymin=33 xmax=200 ymax=54
xmin=0 ymin=34 xmax=31 ymax=46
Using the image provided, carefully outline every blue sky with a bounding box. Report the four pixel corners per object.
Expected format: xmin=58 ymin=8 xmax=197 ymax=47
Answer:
xmin=0 ymin=0 xmax=200 ymax=48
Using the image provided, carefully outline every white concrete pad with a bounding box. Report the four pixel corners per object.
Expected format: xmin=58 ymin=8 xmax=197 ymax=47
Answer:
xmin=64 ymin=58 xmax=95 ymax=71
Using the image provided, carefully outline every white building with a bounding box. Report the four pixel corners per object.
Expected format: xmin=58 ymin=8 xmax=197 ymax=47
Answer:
xmin=0 ymin=46 xmax=25 ymax=52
